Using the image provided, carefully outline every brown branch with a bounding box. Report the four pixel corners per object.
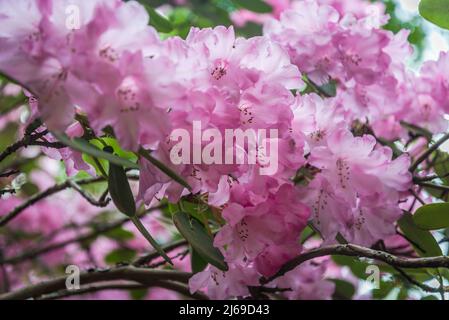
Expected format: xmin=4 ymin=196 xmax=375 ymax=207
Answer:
xmin=67 ymin=180 xmax=110 ymax=207
xmin=0 ymin=170 xmax=19 ymax=178
xmin=132 ymin=238 xmax=188 ymax=267
xmin=39 ymin=282 xmax=147 ymax=300
xmin=0 ymin=189 xmax=16 ymax=196
xmin=38 ymin=280 xmax=208 ymax=300
xmin=0 ymin=176 xmax=105 ymax=227
xmin=413 ymin=173 xmax=449 ymax=183
xmin=0 ymin=267 xmax=192 ymax=300
xmin=408 ymin=188 xmax=426 ymax=205
xmin=29 ymin=141 xmax=66 ymax=149
xmin=392 ymin=266 xmax=448 ymax=293
xmin=416 ymin=181 xmax=449 ymax=193
xmin=261 ymin=244 xmax=449 ymax=285
xmin=0 ymin=130 xmax=49 ymax=163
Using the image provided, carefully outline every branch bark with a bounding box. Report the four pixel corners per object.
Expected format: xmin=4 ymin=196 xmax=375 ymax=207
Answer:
xmin=0 ymin=176 xmax=105 ymax=227
xmin=0 ymin=130 xmax=49 ymax=163
xmin=38 ymin=280 xmax=208 ymax=300
xmin=261 ymin=243 xmax=449 ymax=285
xmin=0 ymin=267 xmax=192 ymax=300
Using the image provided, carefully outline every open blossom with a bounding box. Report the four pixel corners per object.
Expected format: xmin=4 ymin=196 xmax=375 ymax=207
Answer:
xmin=292 ymin=93 xmax=345 ymax=150
xmin=308 ymin=129 xmax=411 ymax=205
xmin=303 ymin=129 xmax=411 ymax=245
xmin=264 ymin=0 xmax=392 ymax=86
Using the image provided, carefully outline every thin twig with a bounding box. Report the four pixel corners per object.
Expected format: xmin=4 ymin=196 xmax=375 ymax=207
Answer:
xmin=67 ymin=180 xmax=110 ymax=207
xmin=392 ymin=266 xmax=446 ymax=293
xmin=0 ymin=130 xmax=49 ymax=163
xmin=132 ymin=239 xmax=188 ymax=267
xmin=38 ymin=280 xmax=208 ymax=300
xmin=0 ymin=189 xmax=16 ymax=196
xmin=410 ymin=132 xmax=449 ymax=172
xmin=0 ymin=170 xmax=19 ymax=178
xmin=0 ymin=176 xmax=105 ymax=227
xmin=409 ymin=188 xmax=426 ymax=205
xmin=416 ymin=181 xmax=449 ymax=192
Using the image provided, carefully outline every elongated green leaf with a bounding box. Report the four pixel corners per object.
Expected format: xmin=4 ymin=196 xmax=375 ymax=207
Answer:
xmin=398 ymin=212 xmax=442 ymax=257
xmin=232 ymin=0 xmax=273 ymax=13
xmin=191 ymin=246 xmax=209 ymax=273
xmin=52 ymin=132 xmax=139 ymax=169
xmin=413 ymin=203 xmax=449 ymax=230
xmin=108 ymin=162 xmax=137 ymax=218
xmin=105 ymin=248 xmax=137 ymax=264
xmin=173 ymin=211 xmax=228 ymax=271
xmin=141 ymin=3 xmax=174 ymax=33
xmin=419 ymin=0 xmax=449 ymax=30
xmin=104 ymin=227 xmax=135 ymax=241
xmin=138 ymin=147 xmax=191 ymax=190
xmin=213 ymin=0 xmax=238 ymax=13
xmin=83 ymin=138 xmax=138 ymax=176
xmin=434 ymin=151 xmax=449 ymax=185
xmin=318 ymin=79 xmax=337 ymax=97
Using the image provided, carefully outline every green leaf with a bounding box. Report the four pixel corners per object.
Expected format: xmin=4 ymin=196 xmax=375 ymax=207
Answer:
xmin=142 ymin=4 xmax=174 ymax=33
xmin=413 ymin=203 xmax=449 ymax=230
xmin=169 ymin=7 xmax=193 ymax=27
xmin=138 ymin=147 xmax=191 ymax=191
xmin=173 ymin=211 xmax=228 ymax=271
xmin=105 ymin=248 xmax=137 ymax=264
xmin=331 ymin=279 xmax=355 ymax=300
xmin=191 ymin=246 xmax=209 ymax=273
xmin=372 ymin=280 xmax=396 ymax=300
xmin=83 ymin=138 xmax=137 ymax=177
xmin=104 ymin=228 xmax=135 ymax=241
xmin=419 ymin=0 xmax=449 ymax=30
xmin=398 ymin=212 xmax=442 ymax=257
xmin=232 ymin=0 xmax=273 ymax=13
xmin=400 ymin=121 xmax=433 ymax=141
xmin=302 ymin=75 xmax=337 ymax=98
xmin=52 ymin=132 xmax=139 ymax=169
xmin=213 ymin=0 xmax=238 ymax=13
xmin=434 ymin=151 xmax=449 ymax=185
xmin=108 ymin=159 xmax=137 ymax=218
xmin=317 ymin=79 xmax=337 ymax=97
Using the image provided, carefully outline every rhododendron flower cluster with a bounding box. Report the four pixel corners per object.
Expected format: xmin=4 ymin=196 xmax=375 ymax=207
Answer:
xmin=1 ymin=0 xmax=449 ymax=301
